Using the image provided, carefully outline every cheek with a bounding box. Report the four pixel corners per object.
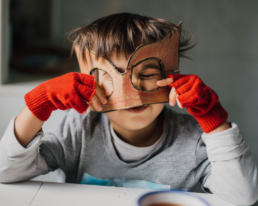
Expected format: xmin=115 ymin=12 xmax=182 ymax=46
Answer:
xmin=146 ymin=103 xmax=165 ymax=120
xmin=105 ymin=110 xmax=125 ymax=124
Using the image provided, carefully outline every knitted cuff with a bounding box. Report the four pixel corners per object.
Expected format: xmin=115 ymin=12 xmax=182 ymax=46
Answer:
xmin=193 ymin=101 xmax=228 ymax=133
xmin=24 ymin=85 xmax=56 ymax=121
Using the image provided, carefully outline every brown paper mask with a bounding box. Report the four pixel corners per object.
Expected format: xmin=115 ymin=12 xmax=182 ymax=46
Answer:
xmin=76 ymin=22 xmax=182 ymax=112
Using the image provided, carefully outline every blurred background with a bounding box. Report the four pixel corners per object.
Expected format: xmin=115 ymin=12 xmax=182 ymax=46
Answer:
xmin=0 ymin=0 xmax=258 ymax=203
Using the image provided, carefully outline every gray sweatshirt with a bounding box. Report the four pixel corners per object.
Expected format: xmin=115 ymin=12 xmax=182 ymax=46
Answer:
xmin=0 ymin=106 xmax=257 ymax=205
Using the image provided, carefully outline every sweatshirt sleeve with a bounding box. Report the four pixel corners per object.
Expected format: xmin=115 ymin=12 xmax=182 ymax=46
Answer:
xmin=200 ymin=122 xmax=258 ymax=206
xmin=38 ymin=109 xmax=83 ymax=182
xmin=0 ymin=109 xmax=83 ymax=184
xmin=0 ymin=117 xmax=49 ymax=183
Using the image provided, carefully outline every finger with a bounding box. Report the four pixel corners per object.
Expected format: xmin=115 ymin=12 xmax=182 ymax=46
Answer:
xmin=77 ymin=84 xmax=96 ymax=102
xmin=169 ymin=87 xmax=177 ymax=106
xmin=87 ymin=104 xmax=96 ymax=112
xmin=90 ymin=94 xmax=103 ymax=111
xmin=95 ymin=84 xmax=108 ymax=104
xmin=157 ymin=78 xmax=173 ymax=87
xmin=82 ymin=100 xmax=89 ymax=114
xmin=78 ymin=73 xmax=96 ymax=87
xmin=176 ymin=95 xmax=184 ymax=109
xmin=82 ymin=100 xmax=96 ymax=114
xmin=174 ymin=76 xmax=197 ymax=95
xmin=68 ymin=95 xmax=88 ymax=113
xmin=176 ymin=91 xmax=199 ymax=108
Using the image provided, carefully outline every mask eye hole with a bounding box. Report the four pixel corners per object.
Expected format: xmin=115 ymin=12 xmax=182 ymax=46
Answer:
xmin=90 ymin=68 xmax=113 ymax=98
xmin=131 ymin=58 xmax=164 ymax=92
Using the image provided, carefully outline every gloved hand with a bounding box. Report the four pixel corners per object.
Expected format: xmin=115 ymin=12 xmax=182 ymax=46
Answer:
xmin=157 ymin=74 xmax=228 ymax=133
xmin=25 ymin=72 xmax=97 ymax=121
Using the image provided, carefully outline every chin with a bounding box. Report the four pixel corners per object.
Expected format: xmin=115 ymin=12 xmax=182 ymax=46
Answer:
xmin=124 ymin=117 xmax=152 ymax=130
xmin=106 ymin=103 xmax=165 ymax=131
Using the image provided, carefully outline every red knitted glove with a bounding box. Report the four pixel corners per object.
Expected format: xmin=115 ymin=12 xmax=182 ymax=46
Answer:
xmin=168 ymin=74 xmax=228 ymax=133
xmin=25 ymin=72 xmax=96 ymax=121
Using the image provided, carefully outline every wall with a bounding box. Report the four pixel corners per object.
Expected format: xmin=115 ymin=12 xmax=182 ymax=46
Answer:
xmin=1 ymin=0 xmax=258 ymax=202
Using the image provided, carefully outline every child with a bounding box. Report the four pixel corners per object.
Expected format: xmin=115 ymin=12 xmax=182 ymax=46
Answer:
xmin=0 ymin=13 xmax=257 ymax=205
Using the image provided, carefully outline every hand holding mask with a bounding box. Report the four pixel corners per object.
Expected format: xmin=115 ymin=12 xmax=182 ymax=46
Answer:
xmin=158 ymin=74 xmax=228 ymax=133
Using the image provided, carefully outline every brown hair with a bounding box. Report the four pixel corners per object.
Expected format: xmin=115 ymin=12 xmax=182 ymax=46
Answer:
xmin=68 ymin=12 xmax=196 ymax=61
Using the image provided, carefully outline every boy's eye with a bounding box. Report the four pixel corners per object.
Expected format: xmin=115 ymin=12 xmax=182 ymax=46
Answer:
xmin=131 ymin=58 xmax=164 ymax=91
xmin=140 ymin=74 xmax=154 ymax=78
xmin=139 ymin=73 xmax=158 ymax=80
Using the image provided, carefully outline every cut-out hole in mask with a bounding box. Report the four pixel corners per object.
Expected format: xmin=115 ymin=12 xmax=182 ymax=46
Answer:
xmin=131 ymin=58 xmax=164 ymax=92
xmin=90 ymin=68 xmax=114 ymax=98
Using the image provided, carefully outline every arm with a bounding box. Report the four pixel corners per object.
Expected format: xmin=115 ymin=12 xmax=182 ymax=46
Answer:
xmin=206 ymin=121 xmax=231 ymax=135
xmin=0 ymin=72 xmax=105 ymax=183
xmin=158 ymin=74 xmax=258 ymax=205
xmin=0 ymin=115 xmax=48 ymax=183
xmin=199 ymin=122 xmax=258 ymax=206
xmin=0 ymin=108 xmax=85 ymax=183
xmin=14 ymin=106 xmax=44 ymax=147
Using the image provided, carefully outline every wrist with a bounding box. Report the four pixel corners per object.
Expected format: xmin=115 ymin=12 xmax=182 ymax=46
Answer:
xmin=24 ymin=84 xmax=56 ymax=121
xmin=193 ymin=101 xmax=228 ymax=133
xmin=206 ymin=121 xmax=231 ymax=135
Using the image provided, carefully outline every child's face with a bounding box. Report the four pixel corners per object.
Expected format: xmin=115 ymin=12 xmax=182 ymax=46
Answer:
xmin=104 ymin=52 xmax=165 ymax=130
xmin=80 ymin=51 xmax=165 ymax=130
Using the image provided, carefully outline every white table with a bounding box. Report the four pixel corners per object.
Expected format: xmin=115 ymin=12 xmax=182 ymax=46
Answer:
xmin=0 ymin=181 xmax=236 ymax=206
xmin=0 ymin=181 xmax=42 ymax=206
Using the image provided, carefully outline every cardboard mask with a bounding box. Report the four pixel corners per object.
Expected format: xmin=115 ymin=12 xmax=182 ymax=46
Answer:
xmin=76 ymin=22 xmax=182 ymax=112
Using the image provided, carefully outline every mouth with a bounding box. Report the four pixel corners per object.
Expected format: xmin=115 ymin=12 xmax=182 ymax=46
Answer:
xmin=126 ymin=105 xmax=148 ymax=114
